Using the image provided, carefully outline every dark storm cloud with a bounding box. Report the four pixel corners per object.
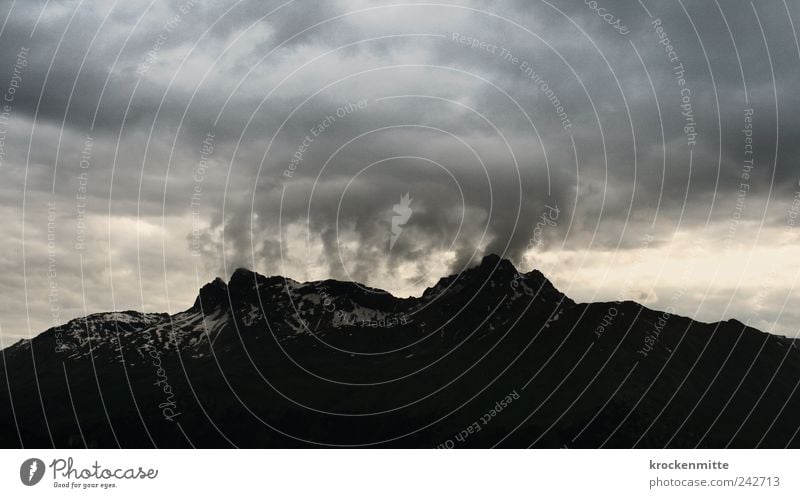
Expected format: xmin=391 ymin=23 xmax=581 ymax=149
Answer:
xmin=0 ymin=0 xmax=799 ymax=338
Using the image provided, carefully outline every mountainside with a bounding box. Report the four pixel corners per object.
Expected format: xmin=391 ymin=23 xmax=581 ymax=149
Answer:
xmin=1 ymin=254 xmax=798 ymax=448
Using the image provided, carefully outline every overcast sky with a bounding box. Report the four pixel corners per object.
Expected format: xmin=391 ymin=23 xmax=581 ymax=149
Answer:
xmin=0 ymin=0 xmax=799 ymax=343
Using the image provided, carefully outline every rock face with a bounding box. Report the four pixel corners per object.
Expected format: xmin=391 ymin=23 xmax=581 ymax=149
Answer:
xmin=1 ymin=254 xmax=798 ymax=448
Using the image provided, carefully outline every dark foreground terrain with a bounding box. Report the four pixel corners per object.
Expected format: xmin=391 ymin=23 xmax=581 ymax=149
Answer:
xmin=1 ymin=254 xmax=798 ymax=448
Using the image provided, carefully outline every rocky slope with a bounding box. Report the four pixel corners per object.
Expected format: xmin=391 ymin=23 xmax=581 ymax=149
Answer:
xmin=1 ymin=254 xmax=798 ymax=448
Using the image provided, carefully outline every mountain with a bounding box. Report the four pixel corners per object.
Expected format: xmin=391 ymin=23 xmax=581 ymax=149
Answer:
xmin=1 ymin=254 xmax=798 ymax=448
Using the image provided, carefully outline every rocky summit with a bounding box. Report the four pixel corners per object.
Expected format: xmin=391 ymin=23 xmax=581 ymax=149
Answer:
xmin=1 ymin=255 xmax=798 ymax=448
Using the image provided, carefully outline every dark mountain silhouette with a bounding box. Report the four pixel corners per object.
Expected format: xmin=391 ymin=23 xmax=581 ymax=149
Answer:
xmin=1 ymin=254 xmax=798 ymax=448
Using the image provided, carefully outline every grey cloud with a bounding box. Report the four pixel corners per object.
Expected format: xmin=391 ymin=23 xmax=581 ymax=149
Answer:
xmin=0 ymin=0 xmax=799 ymax=338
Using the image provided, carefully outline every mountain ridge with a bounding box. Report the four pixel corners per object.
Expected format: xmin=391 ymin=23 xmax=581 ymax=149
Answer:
xmin=1 ymin=253 xmax=798 ymax=448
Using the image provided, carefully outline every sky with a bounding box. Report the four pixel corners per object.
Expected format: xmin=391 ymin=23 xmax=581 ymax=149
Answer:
xmin=0 ymin=0 xmax=799 ymax=343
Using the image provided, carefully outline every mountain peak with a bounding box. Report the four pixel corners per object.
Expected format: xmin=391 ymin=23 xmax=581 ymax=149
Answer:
xmin=465 ymin=253 xmax=519 ymax=282
xmin=227 ymin=267 xmax=271 ymax=293
xmin=193 ymin=277 xmax=228 ymax=310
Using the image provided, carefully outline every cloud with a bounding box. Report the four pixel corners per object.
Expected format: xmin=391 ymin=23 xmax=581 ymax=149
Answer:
xmin=0 ymin=0 xmax=799 ymax=338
